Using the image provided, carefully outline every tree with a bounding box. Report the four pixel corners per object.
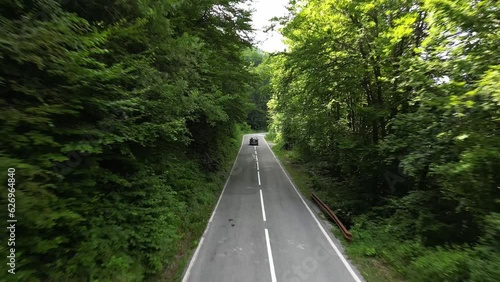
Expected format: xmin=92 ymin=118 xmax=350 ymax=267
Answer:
xmin=243 ymin=48 xmax=272 ymax=130
xmin=268 ymin=0 xmax=499 ymax=280
xmin=0 ymin=0 xmax=255 ymax=280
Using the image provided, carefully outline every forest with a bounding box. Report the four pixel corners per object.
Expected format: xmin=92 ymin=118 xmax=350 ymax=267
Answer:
xmin=0 ymin=0 xmax=268 ymax=280
xmin=0 ymin=0 xmax=498 ymax=281
xmin=267 ymin=0 xmax=499 ymax=281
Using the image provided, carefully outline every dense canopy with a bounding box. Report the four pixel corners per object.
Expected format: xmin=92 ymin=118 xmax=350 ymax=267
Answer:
xmin=0 ymin=0 xmax=258 ymax=280
xmin=268 ymin=0 xmax=499 ymax=281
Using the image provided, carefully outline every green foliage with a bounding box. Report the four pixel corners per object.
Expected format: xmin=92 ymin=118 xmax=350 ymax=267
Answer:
xmin=243 ymin=48 xmax=272 ymax=130
xmin=411 ymin=248 xmax=471 ymax=281
xmin=269 ymin=0 xmax=499 ymax=281
xmin=0 ymin=0 xmax=255 ymax=280
xmin=346 ymin=214 xmax=500 ymax=282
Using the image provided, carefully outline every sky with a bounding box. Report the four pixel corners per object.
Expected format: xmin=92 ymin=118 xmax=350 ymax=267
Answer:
xmin=247 ymin=0 xmax=289 ymax=52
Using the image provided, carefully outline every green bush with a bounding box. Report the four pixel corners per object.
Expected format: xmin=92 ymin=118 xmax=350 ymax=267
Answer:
xmin=409 ymin=248 xmax=470 ymax=281
xmin=469 ymin=249 xmax=500 ymax=282
xmin=346 ymin=213 xmax=500 ymax=282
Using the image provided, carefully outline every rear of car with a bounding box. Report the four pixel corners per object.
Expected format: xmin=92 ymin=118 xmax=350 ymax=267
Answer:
xmin=249 ymin=137 xmax=259 ymax=145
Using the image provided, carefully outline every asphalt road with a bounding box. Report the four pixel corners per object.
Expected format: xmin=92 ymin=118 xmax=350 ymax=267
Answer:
xmin=182 ymin=134 xmax=364 ymax=282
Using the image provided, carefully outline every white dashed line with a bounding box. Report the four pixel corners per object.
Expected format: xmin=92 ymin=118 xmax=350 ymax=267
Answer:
xmin=265 ymin=229 xmax=277 ymax=282
xmin=260 ymin=189 xmax=267 ymax=221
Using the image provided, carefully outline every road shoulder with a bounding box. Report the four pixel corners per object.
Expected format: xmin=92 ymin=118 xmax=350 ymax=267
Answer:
xmin=265 ymin=137 xmax=366 ymax=282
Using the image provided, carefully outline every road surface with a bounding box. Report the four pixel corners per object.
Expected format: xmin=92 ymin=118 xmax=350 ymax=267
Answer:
xmin=182 ymin=134 xmax=364 ymax=282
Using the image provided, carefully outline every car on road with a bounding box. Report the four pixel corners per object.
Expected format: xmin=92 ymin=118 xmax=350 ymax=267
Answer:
xmin=249 ymin=137 xmax=259 ymax=145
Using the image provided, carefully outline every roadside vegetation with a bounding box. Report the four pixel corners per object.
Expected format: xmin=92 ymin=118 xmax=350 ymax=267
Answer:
xmin=0 ymin=1 xmax=262 ymax=281
xmin=267 ymin=0 xmax=499 ymax=281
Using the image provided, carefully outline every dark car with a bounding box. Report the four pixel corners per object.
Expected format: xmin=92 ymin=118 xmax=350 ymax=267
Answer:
xmin=249 ymin=137 xmax=259 ymax=145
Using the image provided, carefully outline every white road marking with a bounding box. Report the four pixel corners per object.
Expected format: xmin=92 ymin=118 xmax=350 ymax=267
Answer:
xmin=263 ymin=137 xmax=363 ymax=282
xmin=257 ymin=161 xmax=260 ymax=171
xmin=257 ymin=170 xmax=261 ymax=186
xmin=256 ymin=155 xmax=259 ymax=162
xmin=182 ymin=137 xmax=245 ymax=282
xmin=260 ymin=189 xmax=267 ymax=221
xmin=181 ymin=237 xmax=204 ymax=282
xmin=265 ymin=229 xmax=277 ymax=282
